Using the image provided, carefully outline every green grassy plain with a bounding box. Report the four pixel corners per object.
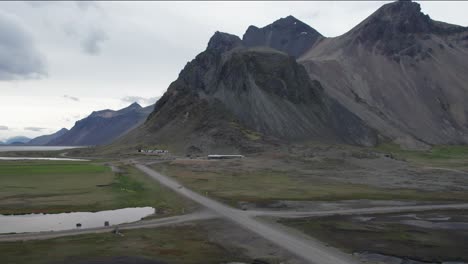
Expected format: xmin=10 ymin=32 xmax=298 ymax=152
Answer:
xmin=1 ymin=225 xmax=247 ymax=264
xmin=376 ymin=143 xmax=468 ymax=168
xmin=0 ymin=161 xmax=190 ymax=215
xmin=151 ymin=162 xmax=468 ymax=207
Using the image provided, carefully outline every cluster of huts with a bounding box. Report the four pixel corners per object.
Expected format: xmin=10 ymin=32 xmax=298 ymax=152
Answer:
xmin=207 ymin=154 xmax=244 ymax=159
xmin=137 ymin=149 xmax=169 ymax=154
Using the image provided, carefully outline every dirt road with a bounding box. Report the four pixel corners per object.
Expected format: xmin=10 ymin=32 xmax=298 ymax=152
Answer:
xmin=135 ymin=164 xmax=360 ymax=264
xmin=0 ymin=211 xmax=215 ymax=242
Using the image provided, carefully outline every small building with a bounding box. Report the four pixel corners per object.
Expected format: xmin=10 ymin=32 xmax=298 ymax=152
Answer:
xmin=138 ymin=149 xmax=169 ymax=154
xmin=207 ymin=154 xmax=244 ymax=160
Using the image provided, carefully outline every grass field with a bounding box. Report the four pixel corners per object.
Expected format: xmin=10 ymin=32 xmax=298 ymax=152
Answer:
xmin=375 ymin=143 xmax=468 ymax=168
xmin=279 ymin=211 xmax=468 ymax=262
xmin=0 ymin=225 xmax=248 ymax=264
xmin=151 ymin=162 xmax=468 ymax=207
xmin=0 ymin=160 xmax=191 ymax=215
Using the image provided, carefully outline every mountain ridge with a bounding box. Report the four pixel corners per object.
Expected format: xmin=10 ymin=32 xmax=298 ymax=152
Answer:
xmin=115 ymin=31 xmax=377 ymax=154
xmin=237 ymin=0 xmax=468 ymax=148
xmin=49 ymin=103 xmax=154 ymax=146
xmin=28 ymin=128 xmax=69 ymax=145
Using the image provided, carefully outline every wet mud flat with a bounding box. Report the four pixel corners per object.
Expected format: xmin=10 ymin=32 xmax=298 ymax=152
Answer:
xmin=279 ymin=210 xmax=468 ymax=263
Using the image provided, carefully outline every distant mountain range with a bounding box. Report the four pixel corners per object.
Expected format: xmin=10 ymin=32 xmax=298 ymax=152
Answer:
xmin=115 ymin=0 xmax=468 ymax=153
xmin=47 ymin=103 xmax=154 ymax=146
xmin=1 ymin=103 xmax=154 ymax=147
xmin=28 ymin=128 xmax=69 ymax=146
xmin=2 ymin=136 xmax=32 ymax=145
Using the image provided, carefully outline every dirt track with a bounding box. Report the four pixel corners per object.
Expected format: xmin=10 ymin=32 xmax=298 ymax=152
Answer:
xmin=0 ymin=211 xmax=215 ymax=242
xmin=135 ymin=164 xmax=361 ymax=264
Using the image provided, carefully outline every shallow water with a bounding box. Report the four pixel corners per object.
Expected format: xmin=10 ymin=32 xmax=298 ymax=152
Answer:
xmin=0 ymin=146 xmax=84 ymax=152
xmin=0 ymin=157 xmax=89 ymax=161
xmin=401 ymin=219 xmax=468 ymax=230
xmin=0 ymin=207 xmax=155 ymax=234
xmin=356 ymin=252 xmax=467 ymax=264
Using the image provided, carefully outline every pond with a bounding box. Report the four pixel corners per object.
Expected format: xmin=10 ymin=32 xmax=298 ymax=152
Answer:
xmin=0 ymin=157 xmax=89 ymax=161
xmin=0 ymin=207 xmax=155 ymax=234
xmin=0 ymin=146 xmax=84 ymax=152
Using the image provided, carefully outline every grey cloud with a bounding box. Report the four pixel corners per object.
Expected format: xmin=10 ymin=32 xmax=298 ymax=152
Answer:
xmin=24 ymin=1 xmax=57 ymax=8
xmin=121 ymin=96 xmax=159 ymax=106
xmin=81 ymin=29 xmax=108 ymax=55
xmin=24 ymin=127 xmax=45 ymax=132
xmin=0 ymin=11 xmax=47 ymax=80
xmin=75 ymin=1 xmax=99 ymax=11
xmin=63 ymin=94 xmax=80 ymax=101
xmin=0 ymin=125 xmax=8 ymax=130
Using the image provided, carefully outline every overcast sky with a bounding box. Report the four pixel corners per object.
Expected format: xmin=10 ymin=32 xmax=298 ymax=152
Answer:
xmin=1 ymin=1 xmax=467 ymax=141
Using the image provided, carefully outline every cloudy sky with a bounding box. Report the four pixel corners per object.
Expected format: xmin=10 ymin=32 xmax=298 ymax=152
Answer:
xmin=0 ymin=1 xmax=467 ymax=141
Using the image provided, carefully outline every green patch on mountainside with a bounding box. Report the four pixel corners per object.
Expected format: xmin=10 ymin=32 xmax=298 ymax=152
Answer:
xmin=376 ymin=143 xmax=468 ymax=167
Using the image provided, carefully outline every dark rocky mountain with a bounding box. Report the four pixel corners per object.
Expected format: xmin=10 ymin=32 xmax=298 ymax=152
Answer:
xmin=299 ymin=0 xmax=468 ymax=148
xmin=242 ymin=1 xmax=468 ymax=148
xmin=117 ymin=32 xmax=377 ymax=154
xmin=49 ymin=103 xmax=154 ymax=146
xmin=28 ymin=128 xmax=69 ymax=145
xmin=243 ymin=15 xmax=323 ymax=58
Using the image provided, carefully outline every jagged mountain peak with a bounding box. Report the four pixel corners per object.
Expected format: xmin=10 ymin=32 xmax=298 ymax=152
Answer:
xmin=243 ymin=15 xmax=323 ymax=58
xmin=365 ymin=0 xmax=433 ymax=34
xmin=207 ymin=31 xmax=243 ymax=53
xmin=352 ymin=0 xmax=466 ymax=39
xmin=338 ymin=0 xmax=468 ymax=58
xmin=128 ymin=102 xmax=142 ymax=108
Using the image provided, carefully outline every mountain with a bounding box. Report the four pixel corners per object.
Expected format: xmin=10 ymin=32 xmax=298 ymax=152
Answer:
xmin=116 ymin=32 xmax=377 ymax=154
xmin=243 ymin=15 xmax=323 ymax=58
xmin=49 ymin=103 xmax=154 ymax=146
xmin=28 ymin=128 xmax=69 ymax=146
xmin=4 ymin=136 xmax=31 ymax=145
xmin=243 ymin=1 xmax=468 ymax=148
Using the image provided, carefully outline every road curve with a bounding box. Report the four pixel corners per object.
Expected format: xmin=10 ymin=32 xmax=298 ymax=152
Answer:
xmin=0 ymin=211 xmax=215 ymax=242
xmin=135 ymin=164 xmax=360 ymax=264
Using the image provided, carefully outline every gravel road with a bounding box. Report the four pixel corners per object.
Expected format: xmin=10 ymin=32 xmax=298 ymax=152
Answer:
xmin=0 ymin=211 xmax=215 ymax=242
xmin=135 ymin=164 xmax=360 ymax=264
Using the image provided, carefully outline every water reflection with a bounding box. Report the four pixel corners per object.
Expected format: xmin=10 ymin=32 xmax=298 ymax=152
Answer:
xmin=0 ymin=207 xmax=155 ymax=234
xmin=0 ymin=157 xmax=89 ymax=161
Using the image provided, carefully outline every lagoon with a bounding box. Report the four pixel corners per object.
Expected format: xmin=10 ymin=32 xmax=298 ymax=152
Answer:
xmin=0 ymin=207 xmax=155 ymax=234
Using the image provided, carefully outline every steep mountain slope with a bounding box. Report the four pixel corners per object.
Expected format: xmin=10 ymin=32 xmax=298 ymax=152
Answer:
xmin=243 ymin=1 xmax=468 ymax=148
xmin=117 ymin=32 xmax=377 ymax=154
xmin=299 ymin=1 xmax=468 ymax=148
xmin=243 ymin=15 xmax=323 ymax=58
xmin=28 ymin=128 xmax=68 ymax=145
xmin=49 ymin=103 xmax=154 ymax=146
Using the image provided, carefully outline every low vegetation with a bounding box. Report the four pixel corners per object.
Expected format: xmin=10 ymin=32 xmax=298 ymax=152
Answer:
xmin=0 ymin=160 xmax=191 ymax=215
xmin=279 ymin=211 xmax=468 ymax=262
xmin=376 ymin=143 xmax=468 ymax=168
xmin=151 ymin=161 xmax=468 ymax=207
xmin=1 ymin=225 xmax=248 ymax=264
